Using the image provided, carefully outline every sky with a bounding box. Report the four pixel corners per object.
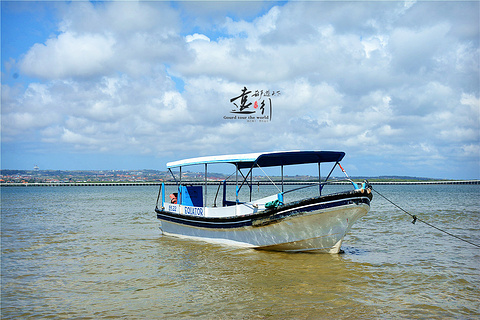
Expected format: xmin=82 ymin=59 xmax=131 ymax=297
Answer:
xmin=1 ymin=1 xmax=479 ymax=179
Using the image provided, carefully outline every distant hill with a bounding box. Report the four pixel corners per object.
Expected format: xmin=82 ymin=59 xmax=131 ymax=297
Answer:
xmin=0 ymin=169 xmax=458 ymax=183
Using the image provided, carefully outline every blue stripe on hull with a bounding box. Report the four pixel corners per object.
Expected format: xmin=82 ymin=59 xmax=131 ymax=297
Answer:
xmin=156 ymin=196 xmax=370 ymax=230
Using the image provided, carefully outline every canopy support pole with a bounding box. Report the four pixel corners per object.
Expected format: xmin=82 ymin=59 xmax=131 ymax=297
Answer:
xmin=318 ymin=162 xmax=322 ymax=195
xmin=179 ymin=167 xmax=182 ymax=205
xmin=168 ymin=168 xmax=178 ymax=185
xmin=235 ymin=164 xmax=239 ymax=204
xmin=281 ymin=165 xmax=284 ymax=193
xmin=324 ymin=162 xmax=338 ymax=184
xmin=204 ymin=163 xmax=208 ymax=207
xmin=250 ymin=168 xmax=253 ymax=202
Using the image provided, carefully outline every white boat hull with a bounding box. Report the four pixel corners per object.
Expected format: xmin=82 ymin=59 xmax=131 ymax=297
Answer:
xmin=157 ymin=190 xmax=371 ymax=253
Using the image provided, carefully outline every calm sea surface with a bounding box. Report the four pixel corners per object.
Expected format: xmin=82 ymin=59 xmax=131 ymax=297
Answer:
xmin=1 ymin=184 xmax=479 ymax=319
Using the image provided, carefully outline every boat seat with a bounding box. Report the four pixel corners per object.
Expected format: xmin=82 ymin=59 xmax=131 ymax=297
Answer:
xmin=223 ymin=200 xmax=246 ymax=207
xmin=181 ymin=186 xmax=203 ymax=207
xmin=223 ymin=200 xmax=237 ymax=207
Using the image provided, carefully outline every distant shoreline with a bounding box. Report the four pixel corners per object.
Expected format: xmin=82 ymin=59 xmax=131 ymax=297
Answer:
xmin=1 ymin=180 xmax=479 ymax=187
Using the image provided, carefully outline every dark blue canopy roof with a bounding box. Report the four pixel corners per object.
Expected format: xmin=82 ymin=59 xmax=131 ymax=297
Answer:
xmin=167 ymin=150 xmax=345 ymax=169
xmin=250 ymin=150 xmax=345 ymax=169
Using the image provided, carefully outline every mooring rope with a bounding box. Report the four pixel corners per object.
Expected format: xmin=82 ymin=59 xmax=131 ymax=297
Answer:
xmin=155 ymin=183 xmax=162 ymax=210
xmin=371 ymin=187 xmax=480 ymax=249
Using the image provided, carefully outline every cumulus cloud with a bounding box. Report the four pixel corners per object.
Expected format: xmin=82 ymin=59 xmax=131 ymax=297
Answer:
xmin=2 ymin=1 xmax=479 ymax=177
xmin=18 ymin=1 xmax=188 ymax=80
xmin=185 ymin=33 xmax=210 ymax=43
xmin=389 ymin=23 xmax=451 ymax=74
xmin=19 ymin=32 xmax=116 ymax=79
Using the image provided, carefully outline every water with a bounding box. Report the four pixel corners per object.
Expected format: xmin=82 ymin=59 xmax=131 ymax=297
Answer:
xmin=1 ymin=184 xmax=479 ymax=319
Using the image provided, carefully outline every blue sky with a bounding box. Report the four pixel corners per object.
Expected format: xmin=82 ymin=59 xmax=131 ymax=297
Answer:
xmin=1 ymin=1 xmax=479 ymax=179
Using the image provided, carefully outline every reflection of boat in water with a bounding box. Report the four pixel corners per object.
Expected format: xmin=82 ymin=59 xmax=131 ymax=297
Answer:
xmin=155 ymin=151 xmax=372 ymax=253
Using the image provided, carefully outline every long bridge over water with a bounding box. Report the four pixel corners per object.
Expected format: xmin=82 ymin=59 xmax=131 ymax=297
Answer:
xmin=2 ymin=180 xmax=478 ymax=187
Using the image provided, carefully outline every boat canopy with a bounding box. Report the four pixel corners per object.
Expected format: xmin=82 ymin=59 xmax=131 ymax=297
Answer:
xmin=167 ymin=150 xmax=345 ymax=169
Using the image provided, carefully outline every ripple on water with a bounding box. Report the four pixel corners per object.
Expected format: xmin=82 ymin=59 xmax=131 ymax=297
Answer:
xmin=1 ymin=185 xmax=479 ymax=319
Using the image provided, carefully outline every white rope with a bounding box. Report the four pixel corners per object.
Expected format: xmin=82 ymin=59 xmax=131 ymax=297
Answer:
xmin=256 ymin=164 xmax=282 ymax=193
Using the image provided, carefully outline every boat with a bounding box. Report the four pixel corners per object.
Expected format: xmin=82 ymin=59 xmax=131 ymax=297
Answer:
xmin=155 ymin=150 xmax=372 ymax=253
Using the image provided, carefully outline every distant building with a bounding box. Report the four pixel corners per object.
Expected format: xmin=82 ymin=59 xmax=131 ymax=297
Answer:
xmin=34 ymin=165 xmax=39 ymax=171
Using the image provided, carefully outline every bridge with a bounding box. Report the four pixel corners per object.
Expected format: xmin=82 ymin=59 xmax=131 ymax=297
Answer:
xmin=1 ymin=180 xmax=478 ymax=187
